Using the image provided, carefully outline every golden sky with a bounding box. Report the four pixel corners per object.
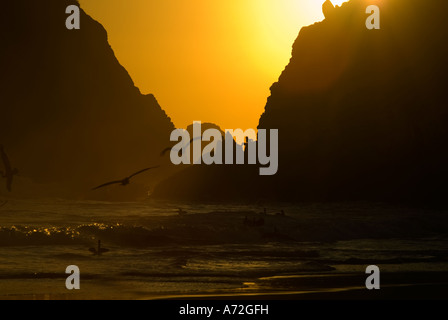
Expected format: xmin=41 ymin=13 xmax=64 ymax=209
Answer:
xmin=79 ymin=0 xmax=349 ymax=131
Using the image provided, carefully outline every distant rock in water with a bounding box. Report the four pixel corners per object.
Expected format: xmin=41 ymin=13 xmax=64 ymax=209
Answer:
xmin=153 ymin=122 xmax=260 ymax=202
xmin=0 ymin=1 xmax=174 ymax=199
xmin=153 ymin=0 xmax=448 ymax=203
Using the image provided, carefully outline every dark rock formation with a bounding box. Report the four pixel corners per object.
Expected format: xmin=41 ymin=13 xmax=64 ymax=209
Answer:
xmin=153 ymin=0 xmax=448 ymax=203
xmin=0 ymin=1 xmax=175 ymax=198
xmin=153 ymin=123 xmax=259 ymax=202
xmin=257 ymin=0 xmax=448 ymax=202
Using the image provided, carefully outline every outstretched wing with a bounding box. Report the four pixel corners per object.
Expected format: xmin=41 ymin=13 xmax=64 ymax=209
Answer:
xmin=187 ymin=136 xmax=202 ymax=148
xmin=92 ymin=180 xmax=123 ymax=190
xmin=160 ymin=136 xmax=202 ymax=157
xmin=128 ymin=166 xmax=160 ymax=179
xmin=0 ymin=200 xmax=7 ymax=208
xmin=160 ymin=147 xmax=172 ymax=157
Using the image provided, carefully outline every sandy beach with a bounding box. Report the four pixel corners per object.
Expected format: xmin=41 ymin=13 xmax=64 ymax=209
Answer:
xmin=1 ymin=271 xmax=447 ymax=300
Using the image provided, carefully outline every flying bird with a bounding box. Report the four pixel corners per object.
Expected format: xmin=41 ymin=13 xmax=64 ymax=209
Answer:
xmin=0 ymin=145 xmax=19 ymax=192
xmin=160 ymin=136 xmax=202 ymax=157
xmin=92 ymin=166 xmax=160 ymax=190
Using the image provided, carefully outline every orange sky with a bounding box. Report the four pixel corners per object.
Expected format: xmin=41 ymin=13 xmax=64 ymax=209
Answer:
xmin=79 ymin=0 xmax=349 ymax=131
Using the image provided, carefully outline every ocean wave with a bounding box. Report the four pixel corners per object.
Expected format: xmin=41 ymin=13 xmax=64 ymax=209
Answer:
xmin=0 ymin=212 xmax=307 ymax=247
xmin=0 ymin=223 xmax=175 ymax=247
xmin=2 ymin=207 xmax=448 ymax=247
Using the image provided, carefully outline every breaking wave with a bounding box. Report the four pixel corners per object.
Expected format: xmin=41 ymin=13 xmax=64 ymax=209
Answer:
xmin=0 ymin=223 xmax=175 ymax=247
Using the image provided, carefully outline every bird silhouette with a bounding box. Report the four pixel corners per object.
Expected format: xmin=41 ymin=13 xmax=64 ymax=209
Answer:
xmin=89 ymin=240 xmax=109 ymax=256
xmin=0 ymin=200 xmax=7 ymax=208
xmin=0 ymin=145 xmax=19 ymax=192
xmin=160 ymin=136 xmax=202 ymax=157
xmin=92 ymin=166 xmax=160 ymax=190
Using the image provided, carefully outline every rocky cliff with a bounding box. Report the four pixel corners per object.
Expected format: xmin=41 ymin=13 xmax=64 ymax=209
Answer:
xmin=257 ymin=0 xmax=448 ymax=202
xmin=0 ymin=1 xmax=175 ymax=198
xmin=153 ymin=0 xmax=448 ymax=203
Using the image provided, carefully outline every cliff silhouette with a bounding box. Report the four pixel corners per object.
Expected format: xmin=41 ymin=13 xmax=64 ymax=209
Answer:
xmin=155 ymin=123 xmax=259 ymax=201
xmin=153 ymin=0 xmax=448 ymax=203
xmin=0 ymin=1 xmax=174 ymax=198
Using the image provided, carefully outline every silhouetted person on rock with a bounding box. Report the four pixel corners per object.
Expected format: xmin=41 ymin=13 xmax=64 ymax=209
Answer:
xmin=89 ymin=240 xmax=109 ymax=256
xmin=0 ymin=145 xmax=19 ymax=192
xmin=322 ymin=0 xmax=335 ymax=19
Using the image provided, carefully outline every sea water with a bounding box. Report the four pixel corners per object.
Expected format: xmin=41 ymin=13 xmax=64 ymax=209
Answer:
xmin=0 ymin=199 xmax=447 ymax=299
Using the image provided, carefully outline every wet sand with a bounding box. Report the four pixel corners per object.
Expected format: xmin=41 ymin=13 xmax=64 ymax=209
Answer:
xmin=1 ymin=271 xmax=447 ymax=300
xmin=165 ymin=284 xmax=448 ymax=300
xmin=161 ymin=271 xmax=448 ymax=300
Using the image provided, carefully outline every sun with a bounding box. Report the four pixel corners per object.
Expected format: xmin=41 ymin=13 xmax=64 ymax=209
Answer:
xmin=246 ymin=0 xmax=349 ymax=78
xmin=332 ymin=0 xmax=350 ymax=6
xmin=79 ymin=0 xmax=351 ymax=131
